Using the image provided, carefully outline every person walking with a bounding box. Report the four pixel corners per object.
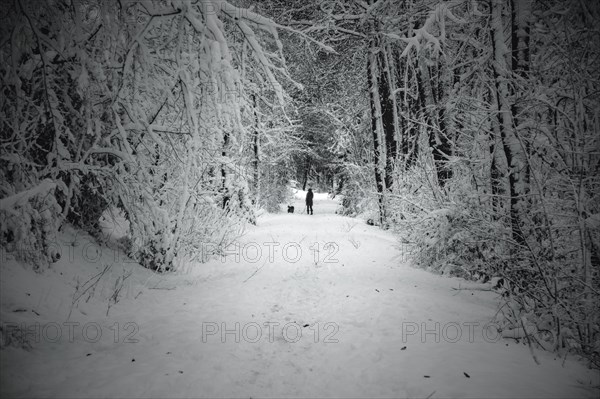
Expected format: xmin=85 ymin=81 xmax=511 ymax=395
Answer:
xmin=305 ymin=188 xmax=314 ymax=215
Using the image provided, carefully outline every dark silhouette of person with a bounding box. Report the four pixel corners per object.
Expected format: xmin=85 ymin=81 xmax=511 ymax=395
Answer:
xmin=306 ymin=188 xmax=314 ymax=215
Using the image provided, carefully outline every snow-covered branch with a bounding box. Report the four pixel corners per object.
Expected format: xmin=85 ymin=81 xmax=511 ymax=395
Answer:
xmin=0 ymin=179 xmax=59 ymax=212
xmin=400 ymin=0 xmax=468 ymax=58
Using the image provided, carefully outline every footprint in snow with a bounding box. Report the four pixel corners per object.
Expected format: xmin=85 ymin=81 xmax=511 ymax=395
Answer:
xmin=271 ymin=304 xmax=282 ymax=312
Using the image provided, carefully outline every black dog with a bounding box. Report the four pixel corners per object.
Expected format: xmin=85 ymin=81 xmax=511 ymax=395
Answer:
xmin=287 ymin=205 xmax=295 ymax=213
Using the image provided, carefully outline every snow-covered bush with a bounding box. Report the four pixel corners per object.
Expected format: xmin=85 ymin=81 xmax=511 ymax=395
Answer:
xmin=0 ymin=180 xmax=65 ymax=270
xmin=393 ymin=157 xmax=599 ymax=366
xmin=259 ymin=164 xmax=293 ymax=213
xmin=337 ymin=165 xmax=374 ymax=217
xmin=66 ymin=173 xmax=109 ymax=238
xmin=392 ymin=163 xmax=509 ymax=281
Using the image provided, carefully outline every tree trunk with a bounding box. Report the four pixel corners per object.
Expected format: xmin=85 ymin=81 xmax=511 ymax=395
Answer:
xmin=251 ymin=94 xmax=260 ymax=205
xmin=401 ymin=59 xmax=419 ymax=170
xmin=490 ymin=131 xmax=506 ymax=216
xmin=421 ymin=60 xmax=452 ymax=188
xmin=510 ymin=0 xmax=531 ymax=79
xmin=379 ymin=45 xmax=397 ymax=192
xmin=221 ymin=130 xmax=230 ymax=209
xmin=301 ymin=156 xmax=310 ymax=191
xmin=490 ymin=0 xmax=529 ymax=245
xmin=367 ymin=34 xmax=386 ymax=226
xmin=510 ymin=0 xmax=532 ymax=192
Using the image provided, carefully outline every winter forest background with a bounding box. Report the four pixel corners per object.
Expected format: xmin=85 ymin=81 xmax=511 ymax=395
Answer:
xmin=1 ymin=0 xmax=599 ymax=370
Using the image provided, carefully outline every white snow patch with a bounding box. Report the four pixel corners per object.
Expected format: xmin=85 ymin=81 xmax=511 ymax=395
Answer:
xmin=1 ymin=195 xmax=598 ymax=398
xmin=99 ymin=207 xmax=130 ymax=241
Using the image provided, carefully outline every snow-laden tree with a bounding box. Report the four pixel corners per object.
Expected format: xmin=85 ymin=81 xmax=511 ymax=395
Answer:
xmin=0 ymin=0 xmax=313 ymax=271
xmin=387 ymin=0 xmax=599 ymax=365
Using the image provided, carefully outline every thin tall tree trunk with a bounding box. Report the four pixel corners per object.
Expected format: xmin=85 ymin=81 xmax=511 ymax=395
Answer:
xmin=490 ymin=0 xmax=529 ymax=245
xmin=221 ymin=130 xmax=230 ymax=209
xmin=367 ymin=34 xmax=385 ymax=226
xmin=302 ymin=156 xmax=310 ymax=191
xmin=403 ymin=61 xmax=419 ymax=169
xmin=490 ymin=130 xmax=506 ymax=215
xmin=380 ymin=45 xmax=397 ymax=193
xmin=251 ymin=94 xmax=260 ymax=205
xmin=422 ymin=60 xmax=452 ymax=188
xmin=510 ymin=0 xmax=532 ymax=193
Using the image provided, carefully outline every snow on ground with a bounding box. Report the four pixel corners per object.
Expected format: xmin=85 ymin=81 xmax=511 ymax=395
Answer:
xmin=1 ymin=193 xmax=598 ymax=398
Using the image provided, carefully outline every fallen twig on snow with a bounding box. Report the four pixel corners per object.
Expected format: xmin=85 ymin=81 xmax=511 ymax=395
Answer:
xmin=451 ymin=283 xmax=493 ymax=292
xmin=68 ymin=263 xmax=112 ymax=320
xmin=243 ymin=258 xmax=268 ymax=283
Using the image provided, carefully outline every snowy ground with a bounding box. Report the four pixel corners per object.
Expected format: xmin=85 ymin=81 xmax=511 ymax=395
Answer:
xmin=1 ymin=191 xmax=598 ymax=398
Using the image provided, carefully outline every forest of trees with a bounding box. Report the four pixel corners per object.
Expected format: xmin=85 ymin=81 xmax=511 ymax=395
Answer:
xmin=1 ymin=1 xmax=598 ymax=365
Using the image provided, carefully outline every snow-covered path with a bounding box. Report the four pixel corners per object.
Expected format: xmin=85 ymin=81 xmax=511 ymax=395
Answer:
xmin=1 ymin=193 xmax=598 ymax=398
